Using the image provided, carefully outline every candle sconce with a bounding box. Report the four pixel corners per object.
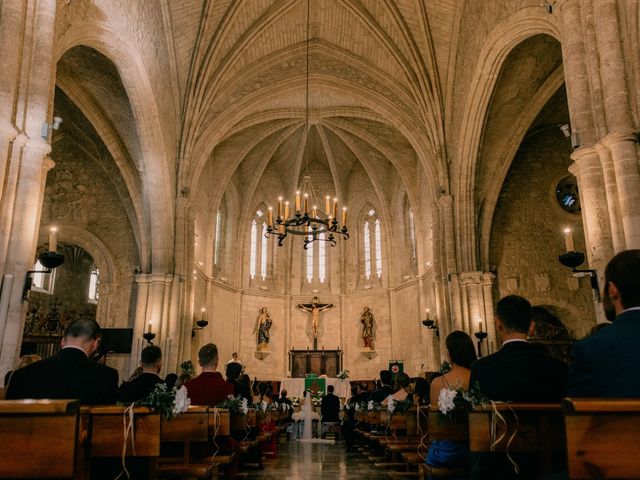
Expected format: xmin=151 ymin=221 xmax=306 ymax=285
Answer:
xmin=474 ymin=330 xmax=488 ymax=357
xmin=143 ymin=330 xmax=156 ymax=345
xmin=558 ymin=251 xmax=600 ymax=302
xmin=23 ymin=250 xmax=65 ymax=301
xmin=421 ymin=311 xmax=439 ymax=337
xmin=192 ymin=309 xmax=209 ymax=338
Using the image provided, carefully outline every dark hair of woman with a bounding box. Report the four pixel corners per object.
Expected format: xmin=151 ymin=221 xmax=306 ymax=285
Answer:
xmin=445 ymin=330 xmax=477 ymax=369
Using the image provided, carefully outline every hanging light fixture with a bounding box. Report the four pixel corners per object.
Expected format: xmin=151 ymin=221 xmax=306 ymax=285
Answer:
xmin=265 ymin=0 xmax=349 ymax=250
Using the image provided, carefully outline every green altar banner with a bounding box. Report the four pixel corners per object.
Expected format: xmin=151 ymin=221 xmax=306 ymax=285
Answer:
xmin=389 ymin=360 xmax=404 ymax=383
xmin=304 ymin=377 xmax=326 ymax=397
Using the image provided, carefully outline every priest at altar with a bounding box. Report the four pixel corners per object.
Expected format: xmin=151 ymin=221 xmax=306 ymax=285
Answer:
xmin=279 ymin=376 xmax=350 ymax=398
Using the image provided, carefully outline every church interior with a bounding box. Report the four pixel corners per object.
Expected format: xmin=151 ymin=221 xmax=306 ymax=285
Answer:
xmin=1 ymin=0 xmax=639 ymax=478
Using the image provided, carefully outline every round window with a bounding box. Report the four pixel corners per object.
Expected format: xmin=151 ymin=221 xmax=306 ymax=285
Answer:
xmin=556 ymin=176 xmax=581 ymax=214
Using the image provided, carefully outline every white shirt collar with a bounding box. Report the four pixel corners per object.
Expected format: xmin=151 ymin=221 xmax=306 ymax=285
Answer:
xmin=622 ymin=306 xmax=640 ymax=314
xmin=62 ymin=345 xmax=88 ymax=356
xmin=501 ymin=338 xmax=528 ymax=346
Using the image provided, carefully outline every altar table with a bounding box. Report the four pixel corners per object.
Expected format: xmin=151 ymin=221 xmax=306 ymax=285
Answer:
xmin=279 ymin=377 xmax=351 ymax=398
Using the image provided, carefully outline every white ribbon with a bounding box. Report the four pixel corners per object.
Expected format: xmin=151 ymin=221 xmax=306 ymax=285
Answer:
xmin=489 ymin=401 xmax=520 ymax=474
xmin=210 ymin=407 xmax=221 ymax=462
xmin=114 ymin=402 xmax=137 ymax=480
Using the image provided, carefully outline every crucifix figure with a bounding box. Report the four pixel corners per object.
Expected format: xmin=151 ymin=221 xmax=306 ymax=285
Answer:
xmin=297 ymin=296 xmax=334 ymax=348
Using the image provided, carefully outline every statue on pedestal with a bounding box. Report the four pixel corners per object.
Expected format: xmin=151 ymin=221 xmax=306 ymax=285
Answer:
xmin=360 ymin=306 xmax=374 ymax=349
xmin=255 ymin=307 xmax=272 ymax=351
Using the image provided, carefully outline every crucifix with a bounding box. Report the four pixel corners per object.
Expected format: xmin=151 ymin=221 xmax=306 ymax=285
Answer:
xmin=297 ymin=296 xmax=334 ymax=350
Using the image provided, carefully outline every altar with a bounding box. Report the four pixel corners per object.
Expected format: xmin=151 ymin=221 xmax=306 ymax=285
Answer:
xmin=279 ymin=377 xmax=351 ymax=398
xmin=288 ymin=349 xmax=342 ymax=378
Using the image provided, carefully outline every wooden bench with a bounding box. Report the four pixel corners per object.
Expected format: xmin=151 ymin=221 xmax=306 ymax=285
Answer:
xmin=78 ymin=405 xmax=160 ymax=479
xmin=419 ymin=408 xmax=468 ymax=479
xmin=0 ymin=399 xmax=79 ymax=478
xmin=563 ymin=398 xmax=640 ymax=479
xmin=468 ymin=403 xmax=564 ymax=477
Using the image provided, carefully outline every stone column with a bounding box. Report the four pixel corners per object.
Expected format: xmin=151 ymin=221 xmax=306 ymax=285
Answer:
xmin=595 ymin=143 xmax=625 ymax=252
xmin=481 ymin=273 xmax=497 ymax=352
xmin=601 ymin=133 xmax=640 ymax=248
xmin=569 ymin=148 xmax=614 ymax=273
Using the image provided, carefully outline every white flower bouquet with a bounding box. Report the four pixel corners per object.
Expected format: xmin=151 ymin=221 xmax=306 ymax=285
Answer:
xmin=436 ymin=382 xmax=487 ymax=422
xmin=134 ymin=383 xmax=191 ymax=420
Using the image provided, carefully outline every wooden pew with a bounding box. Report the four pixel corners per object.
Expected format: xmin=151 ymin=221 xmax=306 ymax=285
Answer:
xmin=563 ymin=398 xmax=640 ymax=479
xmin=0 ymin=399 xmax=79 ymax=478
xmin=78 ymin=405 xmax=160 ymax=479
xmin=468 ymin=403 xmax=564 ymax=476
xmin=418 ymin=408 xmax=469 ymax=479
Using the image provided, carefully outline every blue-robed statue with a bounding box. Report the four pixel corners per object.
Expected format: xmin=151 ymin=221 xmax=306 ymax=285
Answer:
xmin=256 ymin=307 xmax=272 ymax=350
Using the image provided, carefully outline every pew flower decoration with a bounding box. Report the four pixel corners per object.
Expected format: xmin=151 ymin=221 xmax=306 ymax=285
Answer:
xmin=311 ymin=397 xmax=322 ymax=408
xmin=387 ymin=397 xmax=412 ymax=416
xmin=437 ymin=382 xmax=487 ymax=422
xmin=218 ymin=395 xmax=249 ymax=414
xmin=337 ymin=369 xmax=350 ymax=380
xmin=256 ymin=400 xmax=269 ymax=412
xmin=367 ymin=400 xmax=383 ymax=411
xmin=290 ymin=396 xmax=300 ymax=408
xmin=280 ymin=402 xmax=292 ymax=412
xmin=180 ymin=360 xmax=195 ymax=377
xmin=136 ymin=383 xmax=191 ymax=420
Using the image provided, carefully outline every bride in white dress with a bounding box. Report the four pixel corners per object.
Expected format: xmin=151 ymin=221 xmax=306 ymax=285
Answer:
xmin=292 ymin=390 xmax=321 ymax=441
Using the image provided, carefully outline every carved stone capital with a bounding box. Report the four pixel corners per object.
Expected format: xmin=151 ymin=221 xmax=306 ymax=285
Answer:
xmin=599 ymin=131 xmax=639 ymax=148
xmin=459 ymin=271 xmax=483 ymax=285
xmin=481 ymin=272 xmax=495 ymax=286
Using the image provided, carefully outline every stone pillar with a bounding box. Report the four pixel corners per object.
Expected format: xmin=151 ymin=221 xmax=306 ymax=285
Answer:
xmin=595 ymin=143 xmax=625 ymax=252
xmin=600 ymin=133 xmax=640 ymax=248
xmin=481 ymin=273 xmax=497 ymax=352
xmin=569 ymin=148 xmax=614 ymax=273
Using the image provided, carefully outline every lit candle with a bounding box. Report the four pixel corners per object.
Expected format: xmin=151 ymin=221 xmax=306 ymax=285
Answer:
xmin=312 ymin=205 xmax=317 ymax=218
xmin=564 ymin=228 xmax=574 ymax=252
xmin=295 ymin=191 xmax=301 ymax=212
xmin=333 ymin=198 xmax=338 ymax=219
xmin=268 ymin=207 xmax=273 ymax=227
xmin=284 ymin=201 xmax=290 ymax=220
xmin=49 ymin=227 xmax=58 ymax=252
xmin=341 ymin=207 xmax=347 ymax=227
xmin=325 ymin=196 xmax=331 ymax=216
xmin=303 ymin=193 xmax=309 ymax=214
xmin=426 ymin=308 xmax=430 ymax=319
xmin=277 ymin=197 xmax=283 ymax=219
xmin=147 ymin=322 xmax=152 ymax=333
xmin=478 ymin=320 xmax=483 ymax=332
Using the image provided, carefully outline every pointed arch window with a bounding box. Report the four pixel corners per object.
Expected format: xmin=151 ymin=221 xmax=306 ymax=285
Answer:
xmin=363 ymin=209 xmax=382 ymax=280
xmin=305 ymin=233 xmax=328 ymax=283
xmin=214 ymin=210 xmax=222 ymax=267
xmin=408 ymin=207 xmax=417 ymax=265
xmin=88 ymin=266 xmax=100 ymax=302
xmin=250 ymin=210 xmax=270 ymax=281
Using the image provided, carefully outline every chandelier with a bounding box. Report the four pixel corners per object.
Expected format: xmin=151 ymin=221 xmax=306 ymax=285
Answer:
xmin=265 ymin=0 xmax=349 ymax=250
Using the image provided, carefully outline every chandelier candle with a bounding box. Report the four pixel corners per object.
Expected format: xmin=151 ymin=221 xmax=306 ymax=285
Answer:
xmin=325 ymin=196 xmax=331 ymax=215
xmin=277 ymin=197 xmax=283 ymax=219
xmin=284 ymin=201 xmax=290 ymax=220
xmin=303 ymin=193 xmax=309 ymax=214
xmin=49 ymin=227 xmax=58 ymax=252
xmin=295 ymin=191 xmax=301 ymax=212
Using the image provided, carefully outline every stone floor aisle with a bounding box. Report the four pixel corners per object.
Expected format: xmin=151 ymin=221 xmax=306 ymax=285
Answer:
xmin=244 ymin=439 xmax=395 ymax=479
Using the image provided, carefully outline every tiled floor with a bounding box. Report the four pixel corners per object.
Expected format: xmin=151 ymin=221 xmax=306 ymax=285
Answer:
xmin=245 ymin=439 xmax=398 ymax=479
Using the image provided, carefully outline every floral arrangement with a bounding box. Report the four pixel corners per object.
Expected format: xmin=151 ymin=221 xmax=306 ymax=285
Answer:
xmin=337 ymin=369 xmax=350 ymax=380
xmin=255 ymin=400 xmax=269 ymax=412
xmin=135 ymin=383 xmax=191 ymax=420
xmin=218 ymin=395 xmax=249 ymax=414
xmin=437 ymin=382 xmax=487 ymax=421
xmin=387 ymin=397 xmax=413 ymax=415
xmin=280 ymin=402 xmax=292 ymax=412
xmin=311 ymin=397 xmax=322 ymax=407
xmin=438 ymin=360 xmax=452 ymax=374
xmin=290 ymin=396 xmax=300 ymax=408
xmin=367 ymin=400 xmax=384 ymax=411
xmin=180 ymin=360 xmax=195 ymax=377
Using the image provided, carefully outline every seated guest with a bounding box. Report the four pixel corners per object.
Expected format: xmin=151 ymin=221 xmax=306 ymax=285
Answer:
xmin=569 ymin=250 xmax=640 ymax=396
xmin=470 ymin=295 xmax=568 ymax=402
xmin=384 ymin=372 xmax=411 ymax=404
xmin=469 ymin=295 xmax=567 ymax=480
xmin=118 ymin=345 xmax=163 ymax=403
xmin=225 ymin=361 xmax=243 ymax=395
xmin=164 ymin=373 xmax=178 ymax=389
xmin=236 ymin=374 xmax=252 ymax=401
xmin=320 ymin=384 xmax=341 ymax=422
xmin=412 ymin=377 xmax=429 ymax=406
xmin=369 ymin=370 xmax=393 ymax=403
xmin=427 ymin=330 xmax=477 ymax=468
xmin=185 ymin=343 xmax=234 ymax=405
xmin=1 ymin=354 xmax=42 ymax=399
xmin=277 ymin=389 xmax=293 ymax=408
xmin=253 ymin=381 xmax=272 ymax=404
xmin=6 ymin=318 xmax=118 ymax=404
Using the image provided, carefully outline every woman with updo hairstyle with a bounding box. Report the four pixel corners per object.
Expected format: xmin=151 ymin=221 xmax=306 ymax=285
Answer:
xmin=426 ymin=330 xmax=477 ymax=468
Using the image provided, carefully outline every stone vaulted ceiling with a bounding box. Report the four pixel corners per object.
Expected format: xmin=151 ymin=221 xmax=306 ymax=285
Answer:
xmin=168 ymin=0 xmax=448 ymax=214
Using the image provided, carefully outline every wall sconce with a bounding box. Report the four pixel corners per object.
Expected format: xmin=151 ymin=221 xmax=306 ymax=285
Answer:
xmin=23 ymin=228 xmax=65 ymax=301
xmin=143 ymin=322 xmax=156 ymax=345
xmin=40 ymin=116 xmax=62 ymax=141
xmin=421 ymin=309 xmax=439 ymax=337
xmin=558 ymin=228 xmax=600 ymax=301
xmin=192 ymin=308 xmax=209 ymax=338
xmin=474 ymin=320 xmax=488 ymax=357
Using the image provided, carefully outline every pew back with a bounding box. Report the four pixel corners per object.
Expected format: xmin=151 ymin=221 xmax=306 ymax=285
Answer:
xmin=426 ymin=408 xmax=469 ymax=441
xmin=563 ymin=398 xmax=640 ymax=479
xmin=0 ymin=399 xmax=79 ymax=478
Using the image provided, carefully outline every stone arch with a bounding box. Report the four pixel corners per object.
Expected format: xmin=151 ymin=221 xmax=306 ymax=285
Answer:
xmin=54 ymin=30 xmax=174 ymax=273
xmin=454 ymin=7 xmax=563 ymax=272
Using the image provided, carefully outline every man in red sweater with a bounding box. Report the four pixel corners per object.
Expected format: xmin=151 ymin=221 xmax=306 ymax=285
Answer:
xmin=185 ymin=343 xmax=234 ymax=405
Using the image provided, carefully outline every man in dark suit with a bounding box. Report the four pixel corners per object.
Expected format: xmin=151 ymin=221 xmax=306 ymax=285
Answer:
xmin=369 ymin=370 xmax=393 ymax=403
xmin=469 ymin=295 xmax=567 ymax=480
xmin=470 ymin=295 xmax=567 ymax=402
xmin=118 ymin=345 xmax=164 ymax=403
xmin=569 ymin=249 xmax=640 ymax=396
xmin=6 ymin=318 xmax=118 ymax=404
xmin=321 ymin=384 xmax=341 ymax=422
xmin=185 ymin=343 xmax=234 ymax=405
